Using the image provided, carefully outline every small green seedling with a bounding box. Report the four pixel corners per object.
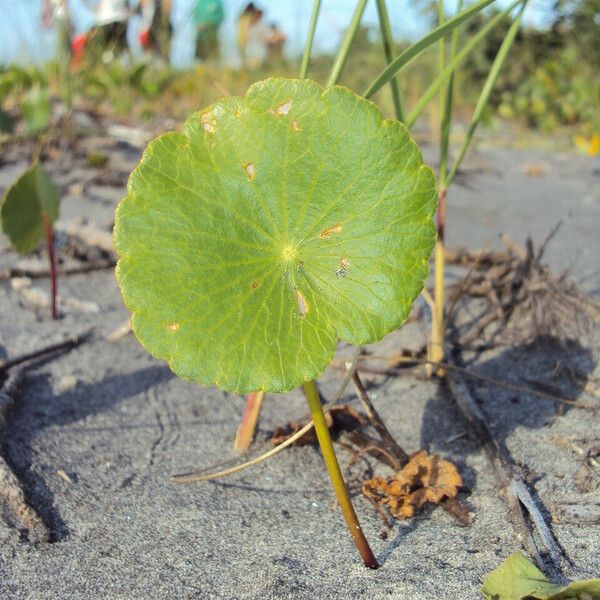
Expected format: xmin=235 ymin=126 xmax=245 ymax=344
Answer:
xmin=114 ymin=77 xmax=436 ymax=567
xmin=1 ymin=162 xmax=60 ymax=318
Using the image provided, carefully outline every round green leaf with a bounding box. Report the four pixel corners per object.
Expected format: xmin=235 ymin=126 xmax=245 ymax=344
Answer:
xmin=1 ymin=162 xmax=59 ymax=254
xmin=114 ymin=78 xmax=436 ymax=393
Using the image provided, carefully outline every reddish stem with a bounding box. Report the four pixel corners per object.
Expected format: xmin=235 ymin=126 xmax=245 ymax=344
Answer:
xmin=437 ymin=186 xmax=447 ymax=243
xmin=234 ymin=391 xmax=265 ymax=453
xmin=42 ymin=213 xmax=58 ymax=319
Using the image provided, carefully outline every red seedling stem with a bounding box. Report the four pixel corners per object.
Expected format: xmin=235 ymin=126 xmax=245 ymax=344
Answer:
xmin=42 ymin=213 xmax=58 ymax=319
xmin=437 ymin=186 xmax=447 ymax=244
xmin=234 ymin=391 xmax=265 ymax=453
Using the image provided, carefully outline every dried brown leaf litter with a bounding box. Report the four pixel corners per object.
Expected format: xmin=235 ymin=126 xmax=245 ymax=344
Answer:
xmin=362 ymin=450 xmax=462 ymax=520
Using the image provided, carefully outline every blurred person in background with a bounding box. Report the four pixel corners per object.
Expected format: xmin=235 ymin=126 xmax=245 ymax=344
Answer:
xmin=146 ymin=0 xmax=172 ymax=60
xmin=237 ymin=2 xmax=256 ymax=67
xmin=90 ymin=0 xmax=131 ymax=60
xmin=41 ymin=0 xmax=73 ymax=63
xmin=266 ymin=22 xmax=286 ymax=65
xmin=238 ymin=3 xmax=278 ymax=69
xmin=137 ymin=0 xmax=157 ymax=51
xmin=193 ymin=0 xmax=224 ymax=62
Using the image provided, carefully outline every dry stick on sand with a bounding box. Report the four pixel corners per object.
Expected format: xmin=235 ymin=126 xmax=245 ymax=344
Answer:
xmin=340 ymin=358 xmax=598 ymax=411
xmin=0 ymin=369 xmax=51 ymax=543
xmin=444 ymin=348 xmax=565 ymax=570
xmin=0 ymin=332 xmax=92 ymax=541
xmin=351 ymin=371 xmax=409 ymax=465
xmin=0 ymin=330 xmax=92 ymax=372
xmin=0 ymin=261 xmax=114 ymax=282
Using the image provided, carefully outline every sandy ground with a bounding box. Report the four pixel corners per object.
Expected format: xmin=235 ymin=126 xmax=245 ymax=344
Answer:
xmin=0 ymin=135 xmax=599 ymax=599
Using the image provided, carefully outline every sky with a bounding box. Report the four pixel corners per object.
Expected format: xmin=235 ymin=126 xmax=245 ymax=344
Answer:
xmin=0 ymin=0 xmax=556 ymax=68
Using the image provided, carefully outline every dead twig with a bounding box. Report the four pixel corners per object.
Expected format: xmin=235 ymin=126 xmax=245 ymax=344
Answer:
xmin=351 ymin=371 xmax=409 ymax=466
xmin=0 ymin=261 xmax=114 ymax=281
xmin=331 ymin=358 xmax=598 ymax=411
xmin=444 ymin=349 xmax=565 ymax=570
xmin=0 ymin=330 xmax=92 ymax=373
xmin=448 ymin=230 xmax=600 ymax=346
xmin=0 ymin=369 xmax=51 ymax=543
xmin=106 ymin=319 xmax=132 ymax=342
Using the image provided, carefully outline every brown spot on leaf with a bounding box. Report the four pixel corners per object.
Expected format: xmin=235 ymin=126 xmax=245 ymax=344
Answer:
xmin=296 ymin=290 xmax=309 ymax=316
xmin=270 ymin=100 xmax=292 ymax=116
xmin=251 ymin=281 xmax=259 ymax=289
xmin=362 ymin=450 xmax=462 ymax=520
xmin=318 ymin=223 xmax=342 ymax=239
xmin=166 ymin=323 xmax=180 ymax=332
xmin=336 ymin=257 xmax=350 ymax=277
xmin=201 ymin=111 xmax=217 ymax=133
xmin=243 ymin=162 xmax=256 ymax=181
xmin=291 ymin=120 xmax=301 ymax=131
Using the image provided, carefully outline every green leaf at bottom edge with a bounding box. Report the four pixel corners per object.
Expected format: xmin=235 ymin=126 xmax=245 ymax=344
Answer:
xmin=482 ymin=552 xmax=600 ymax=600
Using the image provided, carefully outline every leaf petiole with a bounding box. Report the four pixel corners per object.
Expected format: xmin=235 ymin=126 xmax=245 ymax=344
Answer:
xmin=303 ymin=379 xmax=379 ymax=569
xmin=42 ymin=212 xmax=57 ymax=320
xmin=234 ymin=391 xmax=265 ymax=453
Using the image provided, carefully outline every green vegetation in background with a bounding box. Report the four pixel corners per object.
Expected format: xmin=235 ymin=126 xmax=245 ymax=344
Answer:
xmin=0 ymin=1 xmax=596 ymax=135
xmin=462 ymin=0 xmax=600 ymax=131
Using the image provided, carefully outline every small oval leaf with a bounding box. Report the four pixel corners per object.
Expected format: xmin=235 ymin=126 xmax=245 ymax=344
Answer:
xmin=1 ymin=162 xmax=59 ymax=254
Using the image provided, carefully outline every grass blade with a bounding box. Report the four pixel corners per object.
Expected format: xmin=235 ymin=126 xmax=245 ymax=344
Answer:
xmin=447 ymin=1 xmax=527 ymax=186
xmin=299 ymin=0 xmax=322 ymax=79
xmin=439 ymin=0 xmax=463 ymax=186
xmin=406 ymin=0 xmax=522 ymax=127
xmin=374 ymin=0 xmax=404 ymax=121
xmin=326 ymin=0 xmax=369 ymax=87
xmin=363 ymin=0 xmax=497 ymax=98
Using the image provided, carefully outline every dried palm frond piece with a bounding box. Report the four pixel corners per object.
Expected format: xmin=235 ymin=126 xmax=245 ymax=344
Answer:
xmin=362 ymin=450 xmax=462 ymax=519
xmin=444 ymin=226 xmax=600 ymax=348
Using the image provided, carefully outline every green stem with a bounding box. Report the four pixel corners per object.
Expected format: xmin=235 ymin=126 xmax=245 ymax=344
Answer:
xmin=374 ymin=0 xmax=404 ymax=121
xmin=299 ymin=0 xmax=322 ymax=79
xmin=303 ymin=379 xmax=379 ymax=569
xmin=438 ymin=0 xmax=446 ymax=144
xmin=439 ymin=0 xmax=462 ymax=188
xmin=326 ymin=0 xmax=369 ymax=87
xmin=446 ymin=1 xmax=527 ymax=186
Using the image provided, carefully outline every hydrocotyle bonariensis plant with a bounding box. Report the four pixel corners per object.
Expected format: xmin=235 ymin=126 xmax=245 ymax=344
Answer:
xmin=113 ymin=77 xmax=437 ymax=568
xmin=1 ymin=162 xmax=60 ymax=318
